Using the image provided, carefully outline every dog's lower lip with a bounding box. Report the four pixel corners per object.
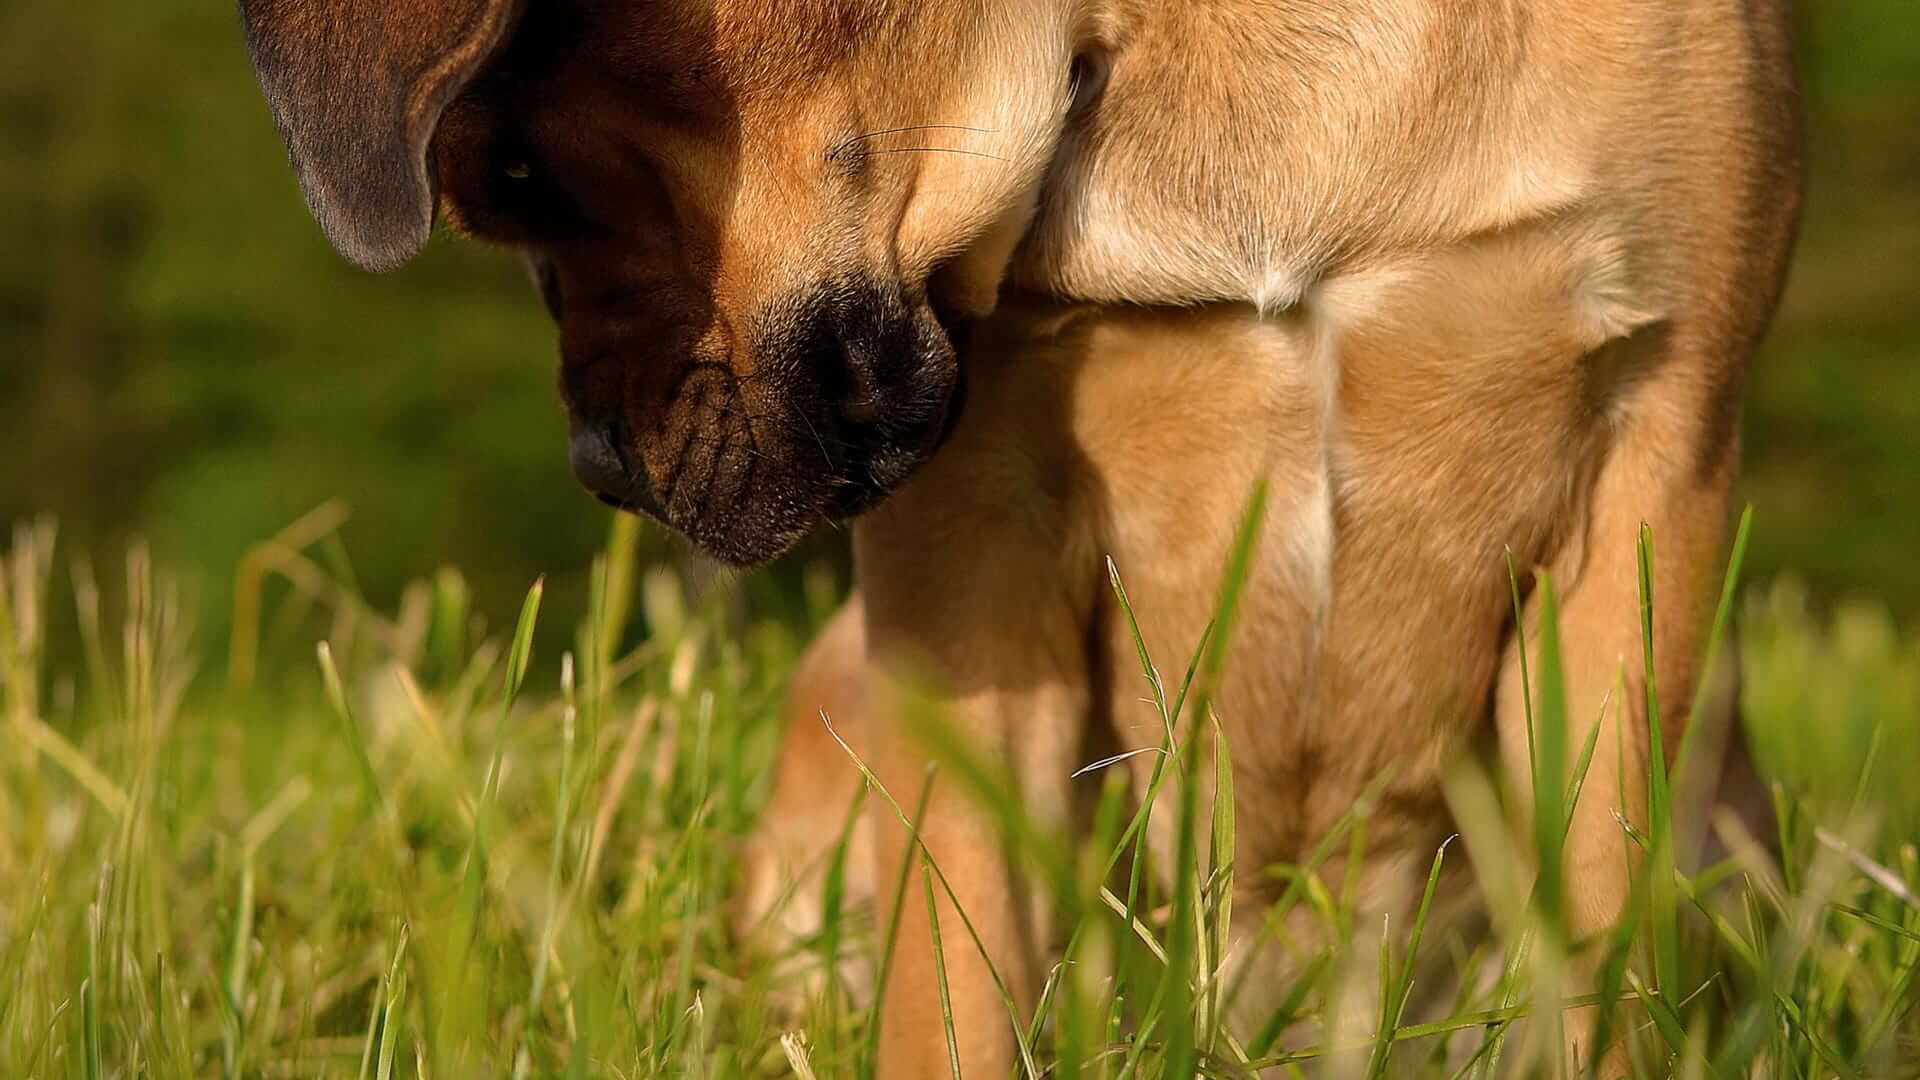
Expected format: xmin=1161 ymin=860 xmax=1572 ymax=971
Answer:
xmin=596 ymin=489 xmax=664 ymax=519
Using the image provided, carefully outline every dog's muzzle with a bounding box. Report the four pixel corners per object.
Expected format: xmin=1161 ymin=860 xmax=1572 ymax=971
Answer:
xmin=557 ymin=281 xmax=971 ymax=562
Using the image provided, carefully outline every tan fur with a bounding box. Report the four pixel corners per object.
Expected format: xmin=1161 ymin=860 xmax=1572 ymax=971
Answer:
xmin=733 ymin=601 xmax=877 ymax=995
xmin=239 ymin=0 xmax=1801 ymax=1074
xmin=740 ymin=1 xmax=1800 ymax=1074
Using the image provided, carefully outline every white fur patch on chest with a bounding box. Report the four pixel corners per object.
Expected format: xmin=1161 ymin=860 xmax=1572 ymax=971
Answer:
xmin=1265 ymin=265 xmax=1420 ymax=618
xmin=1250 ymin=263 xmax=1311 ymax=318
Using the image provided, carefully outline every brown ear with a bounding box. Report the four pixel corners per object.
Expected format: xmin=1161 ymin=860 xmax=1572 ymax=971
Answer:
xmin=239 ymin=0 xmax=523 ymax=271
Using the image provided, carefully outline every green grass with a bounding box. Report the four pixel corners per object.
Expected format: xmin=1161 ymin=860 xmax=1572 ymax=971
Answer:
xmin=1 ymin=507 xmax=1917 ymax=1078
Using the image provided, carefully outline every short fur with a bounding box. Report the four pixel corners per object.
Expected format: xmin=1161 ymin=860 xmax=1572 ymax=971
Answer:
xmin=238 ymin=0 xmax=1802 ymax=1074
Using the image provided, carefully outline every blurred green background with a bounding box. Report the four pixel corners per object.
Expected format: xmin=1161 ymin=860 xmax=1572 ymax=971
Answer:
xmin=2 ymin=0 xmax=1916 ymax=660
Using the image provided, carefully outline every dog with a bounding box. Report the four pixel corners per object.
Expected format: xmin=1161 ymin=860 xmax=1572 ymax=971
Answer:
xmin=238 ymin=0 xmax=1802 ymax=1074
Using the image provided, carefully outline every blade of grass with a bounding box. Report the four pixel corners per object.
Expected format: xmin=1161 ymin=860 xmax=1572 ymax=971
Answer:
xmin=782 ymin=1031 xmax=820 ymax=1080
xmin=813 ymin=779 xmax=869 ymax=1047
xmin=1673 ymin=507 xmax=1755 ymax=871
xmin=1505 ymin=550 xmax=1539 ymax=815
xmin=376 ymin=979 xmax=405 ymax=1080
xmin=358 ymin=968 xmax=388 ymax=1080
xmin=921 ymin=861 xmax=964 ymax=1080
xmin=1222 ymin=769 xmax=1402 ymax=1018
xmin=667 ymin=692 xmax=716 ymax=1064
xmin=318 ymin=641 xmax=386 ymax=816
xmin=1533 ymin=572 xmax=1569 ymax=941
xmin=1831 ymin=903 xmax=1920 ymax=944
xmin=1243 ymin=951 xmax=1329 ymax=1058
xmin=1705 ymin=1003 xmax=1771 ymax=1079
xmin=1561 ymin=691 xmax=1609 ymax=848
xmin=83 ymin=891 xmax=102 ymax=1080
xmin=864 ymin=768 xmax=938 ymax=1080
xmin=454 ymin=577 xmax=546 ymax=1019
xmin=1625 ymin=969 xmax=1686 ymax=1058
xmin=1170 ymin=479 xmax=1272 ymax=1079
xmin=1205 ymin=714 xmax=1237 ymax=1056
xmin=485 ymin=577 xmax=546 ymax=806
xmin=222 ymin=857 xmax=255 ymax=1077
xmin=375 ymin=926 xmax=411 ymax=1080
xmin=1102 ymin=557 xmax=1187 ymax=1043
xmin=1677 ymin=506 xmax=1752 ymax=779
xmin=1097 ymin=888 xmax=1170 ymax=966
xmin=1638 ymin=524 xmax=1681 ymax=994
xmin=1366 ymin=838 xmax=1454 ymax=1079
xmin=1195 ymin=479 xmax=1270 ymax=703
xmin=1815 ymin=827 xmax=1919 ymax=911
xmin=515 ymin=656 xmax=580 ymax=1080
xmin=1029 ymin=765 xmax=1129 ymax=1058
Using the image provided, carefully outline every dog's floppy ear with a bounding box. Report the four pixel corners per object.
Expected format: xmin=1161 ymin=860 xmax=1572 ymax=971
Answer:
xmin=239 ymin=0 xmax=523 ymax=271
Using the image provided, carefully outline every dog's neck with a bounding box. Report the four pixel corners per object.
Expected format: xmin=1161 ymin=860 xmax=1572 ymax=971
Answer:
xmin=1016 ymin=0 xmax=1604 ymax=310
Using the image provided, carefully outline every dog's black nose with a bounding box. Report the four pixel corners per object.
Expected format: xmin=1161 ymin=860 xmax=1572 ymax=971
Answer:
xmin=568 ymin=420 xmax=661 ymax=517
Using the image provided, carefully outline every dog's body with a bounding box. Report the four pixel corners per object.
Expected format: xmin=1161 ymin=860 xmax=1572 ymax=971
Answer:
xmin=747 ymin=3 xmax=1802 ymax=1071
xmin=239 ymin=0 xmax=1801 ymax=1074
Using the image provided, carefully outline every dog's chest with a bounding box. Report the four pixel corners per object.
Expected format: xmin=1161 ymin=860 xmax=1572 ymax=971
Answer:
xmin=1084 ymin=221 xmax=1651 ymax=871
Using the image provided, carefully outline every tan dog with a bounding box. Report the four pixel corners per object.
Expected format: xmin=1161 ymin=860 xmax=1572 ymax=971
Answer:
xmin=238 ymin=0 xmax=1801 ymax=1074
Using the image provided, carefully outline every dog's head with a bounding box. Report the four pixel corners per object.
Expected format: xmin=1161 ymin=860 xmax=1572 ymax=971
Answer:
xmin=240 ymin=0 xmax=1107 ymax=563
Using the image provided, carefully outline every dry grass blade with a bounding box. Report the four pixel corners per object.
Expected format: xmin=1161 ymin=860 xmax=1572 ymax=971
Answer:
xmin=1815 ymin=827 xmax=1918 ymax=910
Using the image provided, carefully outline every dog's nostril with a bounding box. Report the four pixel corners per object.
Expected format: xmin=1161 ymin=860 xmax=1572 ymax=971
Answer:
xmin=568 ymin=422 xmax=627 ymax=490
xmin=568 ymin=420 xmax=662 ymax=518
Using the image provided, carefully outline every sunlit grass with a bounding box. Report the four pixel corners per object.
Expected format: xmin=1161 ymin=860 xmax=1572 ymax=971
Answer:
xmin=1 ymin=507 xmax=1916 ymax=1077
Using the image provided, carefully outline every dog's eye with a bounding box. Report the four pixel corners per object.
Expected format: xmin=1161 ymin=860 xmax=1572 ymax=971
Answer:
xmin=476 ymin=144 xmax=586 ymax=243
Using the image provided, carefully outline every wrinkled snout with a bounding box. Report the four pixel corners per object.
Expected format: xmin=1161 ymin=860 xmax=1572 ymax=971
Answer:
xmin=555 ymin=279 xmax=970 ymax=565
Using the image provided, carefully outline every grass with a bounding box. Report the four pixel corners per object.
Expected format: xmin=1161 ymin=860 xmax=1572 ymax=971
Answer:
xmin=1 ymin=504 xmax=1917 ymax=1079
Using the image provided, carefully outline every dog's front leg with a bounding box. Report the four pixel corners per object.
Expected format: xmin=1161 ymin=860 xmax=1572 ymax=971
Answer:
xmin=734 ymin=598 xmax=875 ymax=991
xmin=855 ymin=515 xmax=1095 ymax=1079
xmin=1495 ymin=366 xmax=1736 ymax=1077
